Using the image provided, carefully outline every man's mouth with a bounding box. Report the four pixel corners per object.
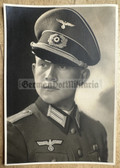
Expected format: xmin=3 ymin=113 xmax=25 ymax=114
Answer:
xmin=42 ymin=83 xmax=59 ymax=90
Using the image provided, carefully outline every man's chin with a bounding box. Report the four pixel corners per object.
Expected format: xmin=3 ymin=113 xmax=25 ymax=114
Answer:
xmin=40 ymin=95 xmax=60 ymax=105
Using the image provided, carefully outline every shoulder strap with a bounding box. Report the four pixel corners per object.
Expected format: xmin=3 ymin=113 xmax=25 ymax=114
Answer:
xmin=7 ymin=108 xmax=33 ymax=123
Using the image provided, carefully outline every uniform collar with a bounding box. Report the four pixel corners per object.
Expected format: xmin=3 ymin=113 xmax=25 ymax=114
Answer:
xmin=35 ymin=97 xmax=80 ymax=133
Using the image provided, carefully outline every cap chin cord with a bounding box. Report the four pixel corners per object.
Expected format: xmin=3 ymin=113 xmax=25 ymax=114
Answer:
xmin=31 ymin=42 xmax=88 ymax=69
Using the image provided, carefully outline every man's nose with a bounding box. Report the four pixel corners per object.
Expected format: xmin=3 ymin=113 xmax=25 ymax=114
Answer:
xmin=45 ymin=64 xmax=57 ymax=81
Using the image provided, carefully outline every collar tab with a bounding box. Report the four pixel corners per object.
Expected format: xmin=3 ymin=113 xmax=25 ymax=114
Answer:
xmin=47 ymin=105 xmax=67 ymax=127
xmin=47 ymin=104 xmax=81 ymax=129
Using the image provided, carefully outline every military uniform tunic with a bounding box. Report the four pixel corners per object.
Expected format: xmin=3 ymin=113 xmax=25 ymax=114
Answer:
xmin=7 ymin=97 xmax=108 ymax=163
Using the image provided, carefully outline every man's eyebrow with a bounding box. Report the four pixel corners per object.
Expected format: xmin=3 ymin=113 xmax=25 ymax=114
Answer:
xmin=44 ymin=60 xmax=52 ymax=63
xmin=37 ymin=59 xmax=52 ymax=65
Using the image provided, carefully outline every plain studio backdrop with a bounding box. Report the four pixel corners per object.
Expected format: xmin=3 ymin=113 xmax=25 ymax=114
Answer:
xmin=5 ymin=5 xmax=116 ymax=162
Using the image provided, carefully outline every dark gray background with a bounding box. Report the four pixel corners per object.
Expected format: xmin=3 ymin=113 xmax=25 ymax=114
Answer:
xmin=6 ymin=7 xmax=54 ymax=116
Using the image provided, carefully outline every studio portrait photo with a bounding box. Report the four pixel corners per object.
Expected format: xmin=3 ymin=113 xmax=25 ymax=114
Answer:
xmin=4 ymin=4 xmax=117 ymax=165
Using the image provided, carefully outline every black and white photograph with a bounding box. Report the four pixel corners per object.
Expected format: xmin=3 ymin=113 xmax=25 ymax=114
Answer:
xmin=4 ymin=4 xmax=117 ymax=165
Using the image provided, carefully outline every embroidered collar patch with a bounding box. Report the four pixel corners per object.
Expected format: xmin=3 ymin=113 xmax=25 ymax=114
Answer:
xmin=47 ymin=105 xmax=81 ymax=129
xmin=47 ymin=105 xmax=67 ymax=127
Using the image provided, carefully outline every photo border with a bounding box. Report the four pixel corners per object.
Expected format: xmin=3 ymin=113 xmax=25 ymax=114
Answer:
xmin=3 ymin=3 xmax=118 ymax=166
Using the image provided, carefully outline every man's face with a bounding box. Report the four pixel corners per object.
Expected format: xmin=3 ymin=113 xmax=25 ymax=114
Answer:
xmin=32 ymin=56 xmax=82 ymax=105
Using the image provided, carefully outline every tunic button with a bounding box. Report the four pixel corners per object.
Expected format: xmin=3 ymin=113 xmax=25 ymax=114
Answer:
xmin=51 ymin=158 xmax=56 ymax=162
xmin=93 ymin=144 xmax=98 ymax=151
xmin=70 ymin=128 xmax=76 ymax=134
xmin=98 ymin=156 xmax=101 ymax=161
xmin=77 ymin=149 xmax=83 ymax=157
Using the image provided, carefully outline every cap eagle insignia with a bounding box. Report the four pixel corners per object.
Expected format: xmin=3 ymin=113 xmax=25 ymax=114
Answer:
xmin=56 ymin=18 xmax=75 ymax=29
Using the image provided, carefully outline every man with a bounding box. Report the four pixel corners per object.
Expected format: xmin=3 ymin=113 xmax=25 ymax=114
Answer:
xmin=7 ymin=8 xmax=108 ymax=163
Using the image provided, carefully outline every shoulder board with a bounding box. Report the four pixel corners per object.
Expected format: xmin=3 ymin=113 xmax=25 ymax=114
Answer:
xmin=7 ymin=109 xmax=33 ymax=123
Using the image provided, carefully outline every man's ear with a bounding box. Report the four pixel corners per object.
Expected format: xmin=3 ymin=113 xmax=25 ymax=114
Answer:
xmin=32 ymin=63 xmax=36 ymax=76
xmin=79 ymin=68 xmax=90 ymax=86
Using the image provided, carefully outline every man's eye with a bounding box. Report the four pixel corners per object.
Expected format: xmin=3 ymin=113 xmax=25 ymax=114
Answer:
xmin=40 ymin=63 xmax=47 ymax=67
xmin=58 ymin=65 xmax=67 ymax=69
